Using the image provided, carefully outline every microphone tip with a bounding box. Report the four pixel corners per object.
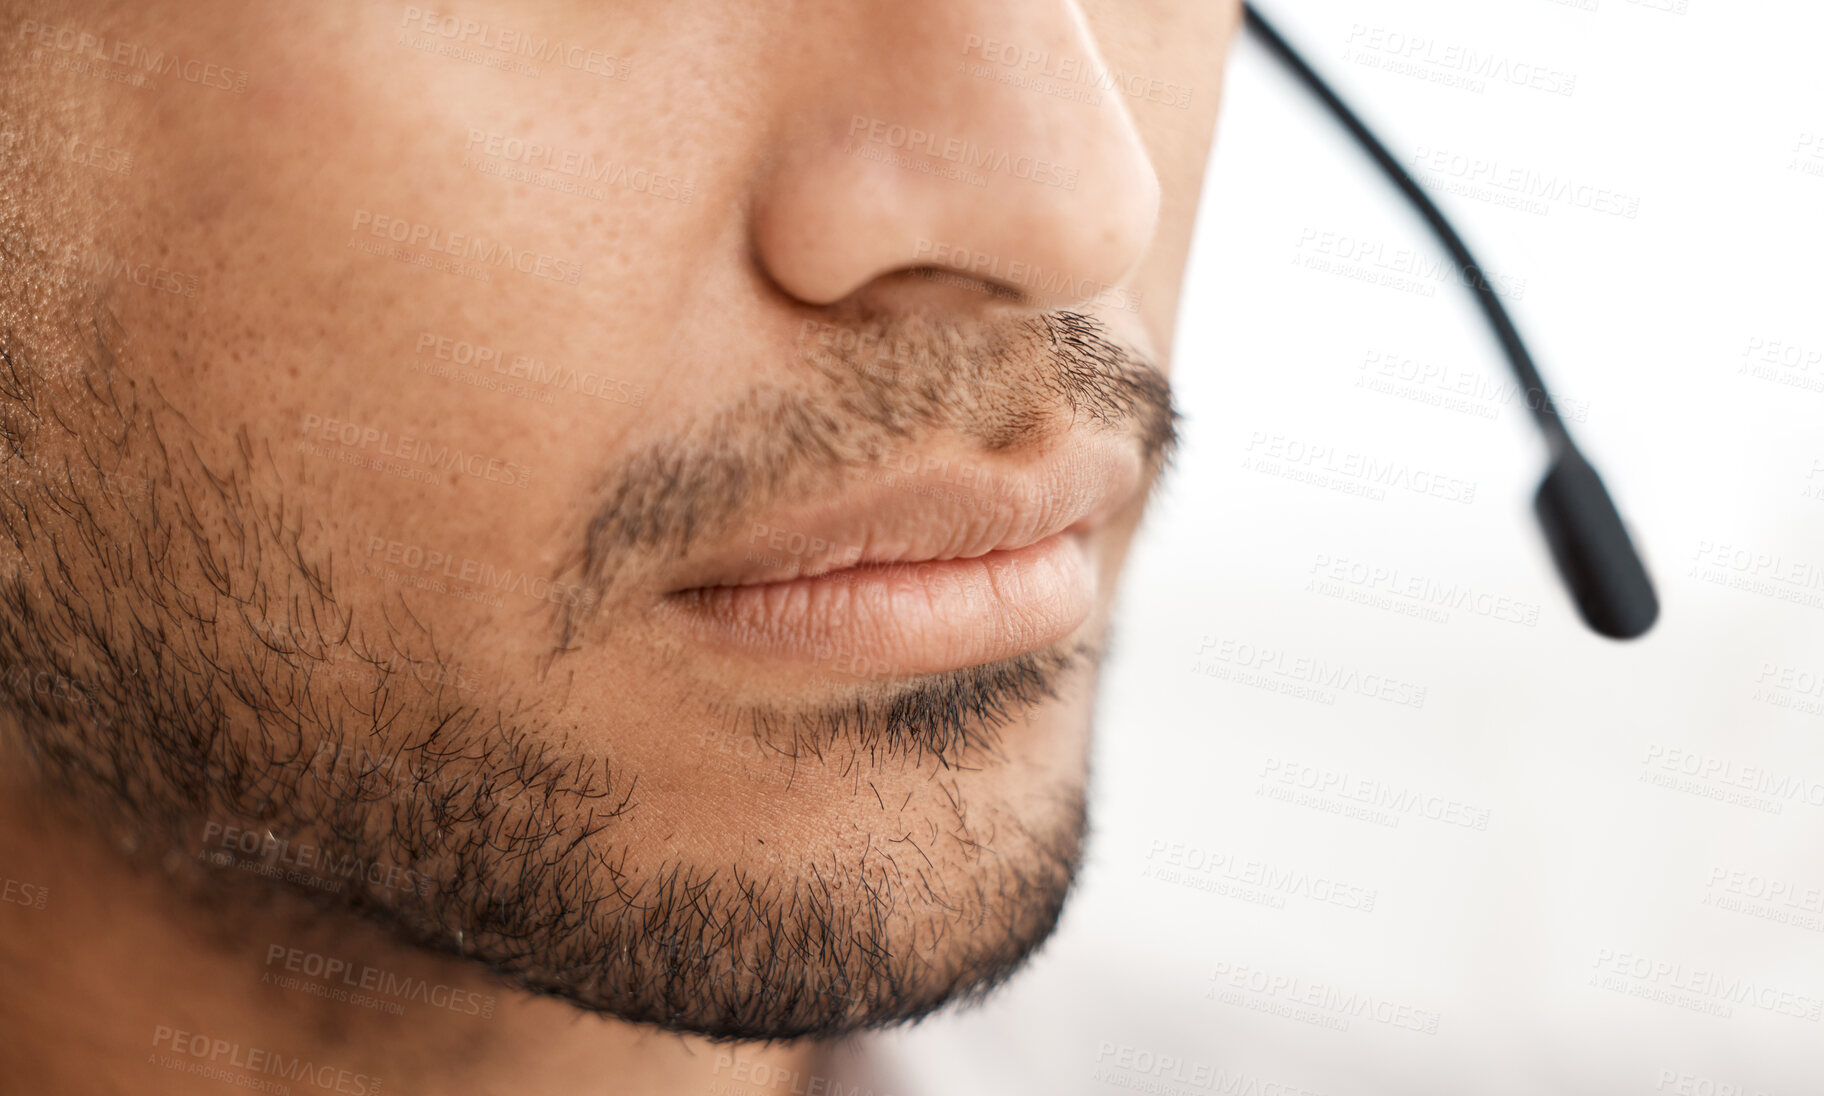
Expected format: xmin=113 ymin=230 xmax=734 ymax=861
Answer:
xmin=1534 ymin=450 xmax=1659 ymax=640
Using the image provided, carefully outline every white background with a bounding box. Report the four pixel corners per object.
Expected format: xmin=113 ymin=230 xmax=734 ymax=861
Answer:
xmin=861 ymin=0 xmax=1824 ymax=1092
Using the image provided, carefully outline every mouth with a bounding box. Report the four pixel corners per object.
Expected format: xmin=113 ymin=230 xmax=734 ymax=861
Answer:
xmin=658 ymin=438 xmax=1143 ymax=676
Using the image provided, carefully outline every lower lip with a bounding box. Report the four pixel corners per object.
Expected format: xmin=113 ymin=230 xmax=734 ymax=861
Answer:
xmin=662 ymin=532 xmax=1098 ymax=676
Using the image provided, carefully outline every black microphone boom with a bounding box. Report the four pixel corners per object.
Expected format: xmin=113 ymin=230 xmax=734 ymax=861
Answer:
xmin=1241 ymin=2 xmax=1658 ymax=639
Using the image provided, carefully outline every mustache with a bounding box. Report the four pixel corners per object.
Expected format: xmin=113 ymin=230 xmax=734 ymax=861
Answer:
xmin=553 ymin=306 xmax=1178 ymax=649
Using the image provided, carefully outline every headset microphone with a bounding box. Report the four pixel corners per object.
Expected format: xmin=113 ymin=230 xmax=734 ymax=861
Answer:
xmin=1242 ymin=3 xmax=1659 ymax=639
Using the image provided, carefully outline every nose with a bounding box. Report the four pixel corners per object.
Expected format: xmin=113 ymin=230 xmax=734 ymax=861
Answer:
xmin=749 ymin=0 xmax=1161 ymax=308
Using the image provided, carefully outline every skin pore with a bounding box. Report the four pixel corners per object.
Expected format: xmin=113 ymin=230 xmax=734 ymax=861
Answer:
xmin=0 ymin=1 xmax=1237 ymax=1093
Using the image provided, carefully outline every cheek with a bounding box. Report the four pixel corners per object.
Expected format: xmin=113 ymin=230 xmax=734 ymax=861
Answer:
xmin=90 ymin=15 xmax=697 ymax=654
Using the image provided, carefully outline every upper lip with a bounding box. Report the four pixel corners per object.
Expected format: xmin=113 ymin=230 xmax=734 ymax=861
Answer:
xmin=663 ymin=436 xmax=1145 ymax=593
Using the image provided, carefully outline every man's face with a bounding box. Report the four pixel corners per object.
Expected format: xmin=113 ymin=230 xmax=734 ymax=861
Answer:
xmin=0 ymin=0 xmax=1234 ymax=1039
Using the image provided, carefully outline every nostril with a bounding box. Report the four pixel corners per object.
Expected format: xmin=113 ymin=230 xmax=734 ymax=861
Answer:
xmin=746 ymin=8 xmax=1164 ymax=311
xmin=904 ymin=264 xmax=1024 ymax=305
